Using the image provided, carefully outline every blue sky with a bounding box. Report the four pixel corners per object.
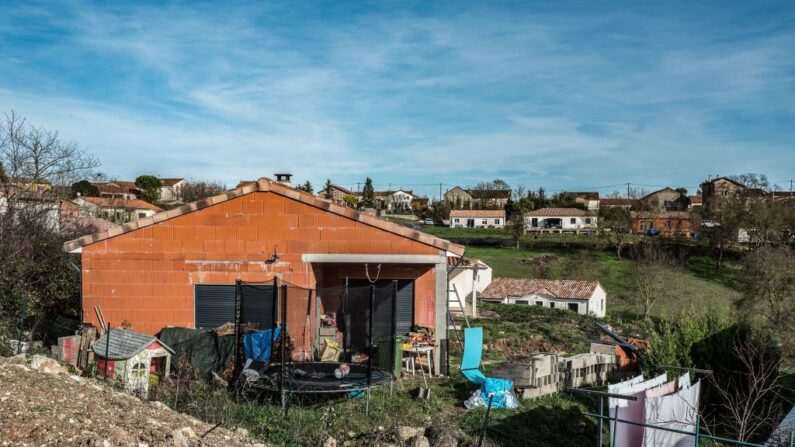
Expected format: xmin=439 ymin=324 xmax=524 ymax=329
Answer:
xmin=1 ymin=1 xmax=793 ymax=198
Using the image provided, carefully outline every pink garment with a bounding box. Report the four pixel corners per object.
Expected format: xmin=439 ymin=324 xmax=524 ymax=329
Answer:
xmin=642 ymin=381 xmax=701 ymax=447
xmin=609 ymin=375 xmax=668 ymax=447
xmin=647 ymin=380 xmax=676 ymax=398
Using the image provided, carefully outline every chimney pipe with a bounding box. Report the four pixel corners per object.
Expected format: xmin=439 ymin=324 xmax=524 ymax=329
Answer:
xmin=274 ymin=173 xmax=292 ymax=185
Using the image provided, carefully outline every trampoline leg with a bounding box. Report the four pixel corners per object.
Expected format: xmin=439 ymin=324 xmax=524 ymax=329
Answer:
xmin=366 ymin=388 xmax=371 ymax=416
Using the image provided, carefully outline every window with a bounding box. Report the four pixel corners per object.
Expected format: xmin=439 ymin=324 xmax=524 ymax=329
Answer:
xmin=138 ymin=212 xmax=146 ymax=218
xmin=495 ymin=219 xmax=501 ymax=225
xmin=130 ymin=362 xmax=148 ymax=378
xmin=549 ymin=302 xmax=556 ymax=309
xmin=568 ymin=303 xmax=579 ymax=312
xmin=570 ymin=218 xmax=576 ymax=224
xmin=535 ymin=301 xmax=544 ymax=306
xmin=515 ymin=300 xmax=529 ymax=305
xmin=585 ymin=218 xmax=591 ymax=224
xmin=482 ymin=219 xmax=488 ymax=225
xmin=454 ymin=218 xmax=459 ymax=223
xmin=531 ymin=218 xmax=538 ymax=226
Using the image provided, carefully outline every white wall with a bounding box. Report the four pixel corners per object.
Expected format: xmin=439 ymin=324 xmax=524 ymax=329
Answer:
xmin=525 ymin=215 xmax=597 ymax=230
xmin=501 ymin=285 xmax=606 ymax=318
xmin=450 ymin=216 xmax=505 ymax=228
xmin=448 ymin=264 xmax=493 ymax=313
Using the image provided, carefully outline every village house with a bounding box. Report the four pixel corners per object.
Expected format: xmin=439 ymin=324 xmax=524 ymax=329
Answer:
xmin=524 ymin=208 xmax=597 ymax=231
xmin=640 ymin=187 xmax=690 ymax=211
xmin=73 ymin=196 xmax=163 ymax=223
xmin=444 ymin=186 xmax=511 ymax=210
xmin=92 ymin=181 xmax=139 ymax=200
xmin=317 ymin=184 xmax=355 ymax=205
xmin=480 ymin=278 xmax=607 ymax=318
xmin=63 ymin=176 xmax=465 ymax=373
xmin=700 ymin=176 xmax=751 ymax=209
xmin=159 ymin=178 xmax=187 ymax=204
xmin=560 ymin=192 xmax=600 ymax=211
xmin=688 ymin=195 xmax=703 ymax=209
xmin=630 ymin=210 xmax=695 ymax=237
xmin=449 ymin=209 xmax=506 ymax=228
xmin=447 ymin=257 xmax=493 ymax=317
xmin=600 ymin=198 xmax=635 ymax=209
xmin=377 ymin=190 xmax=415 ymax=212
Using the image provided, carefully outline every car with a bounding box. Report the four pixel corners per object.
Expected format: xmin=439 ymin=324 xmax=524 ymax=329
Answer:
xmin=423 ymin=219 xmax=434 ymax=225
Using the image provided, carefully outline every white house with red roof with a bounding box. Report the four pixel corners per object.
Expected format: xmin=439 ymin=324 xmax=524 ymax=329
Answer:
xmin=480 ymin=278 xmax=606 ymax=317
xmin=449 ymin=209 xmax=506 ymax=228
xmin=524 ymin=207 xmax=597 ymax=231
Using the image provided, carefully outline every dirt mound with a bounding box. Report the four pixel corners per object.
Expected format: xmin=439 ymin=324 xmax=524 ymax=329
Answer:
xmin=0 ymin=355 xmax=267 ymax=446
xmin=486 ymin=336 xmax=564 ymax=355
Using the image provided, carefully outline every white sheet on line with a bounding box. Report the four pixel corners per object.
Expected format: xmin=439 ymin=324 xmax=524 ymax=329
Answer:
xmin=609 ymin=374 xmax=668 ymax=447
xmin=642 ymin=380 xmax=701 ymax=447
xmin=678 ymin=372 xmax=691 ymax=390
xmin=607 ymin=375 xmax=645 ymax=408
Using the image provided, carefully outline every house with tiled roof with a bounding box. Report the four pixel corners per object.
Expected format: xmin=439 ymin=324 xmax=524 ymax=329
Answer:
xmin=600 ymin=198 xmax=635 ymax=209
xmin=63 ymin=175 xmax=465 ymax=374
xmin=449 ymin=209 xmax=506 ymax=228
xmin=73 ymin=196 xmax=163 ymax=224
xmin=524 ymin=207 xmax=597 ymax=231
xmin=444 ymin=186 xmax=511 ymax=210
xmin=480 ymin=278 xmax=606 ymax=317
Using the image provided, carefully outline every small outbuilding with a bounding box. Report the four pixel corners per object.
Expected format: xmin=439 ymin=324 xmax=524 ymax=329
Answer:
xmin=92 ymin=328 xmax=174 ymax=397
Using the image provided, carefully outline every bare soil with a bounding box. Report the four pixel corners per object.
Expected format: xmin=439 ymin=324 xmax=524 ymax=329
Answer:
xmin=0 ymin=355 xmax=266 ymax=446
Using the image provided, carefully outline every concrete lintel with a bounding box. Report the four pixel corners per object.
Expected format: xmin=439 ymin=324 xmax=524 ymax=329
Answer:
xmin=301 ymin=254 xmax=444 ymax=264
xmin=68 ymin=247 xmax=83 ymax=254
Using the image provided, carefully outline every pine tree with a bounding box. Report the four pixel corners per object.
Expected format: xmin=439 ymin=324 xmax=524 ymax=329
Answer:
xmin=362 ymin=177 xmax=375 ymax=208
xmin=298 ymin=180 xmax=313 ymax=194
xmin=323 ymin=179 xmax=334 ymax=199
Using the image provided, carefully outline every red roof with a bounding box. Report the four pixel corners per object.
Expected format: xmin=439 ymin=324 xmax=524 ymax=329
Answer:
xmin=450 ymin=209 xmax=506 ymax=218
xmin=481 ymin=278 xmax=601 ymax=301
xmin=689 ymin=196 xmax=703 ymax=204
xmin=600 ymin=199 xmax=635 ymax=206
xmin=525 ymin=207 xmax=592 ymax=217
xmin=63 ymin=178 xmax=465 ymax=256
xmin=79 ymin=196 xmax=163 ymax=212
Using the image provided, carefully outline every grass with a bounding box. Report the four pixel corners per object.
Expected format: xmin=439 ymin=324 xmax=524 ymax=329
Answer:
xmin=421 ymin=226 xmax=510 ymax=240
xmin=464 ymin=246 xmax=742 ymax=321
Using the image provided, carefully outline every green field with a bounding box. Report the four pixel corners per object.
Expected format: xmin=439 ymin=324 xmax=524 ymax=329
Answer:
xmin=464 ymin=246 xmax=742 ymax=320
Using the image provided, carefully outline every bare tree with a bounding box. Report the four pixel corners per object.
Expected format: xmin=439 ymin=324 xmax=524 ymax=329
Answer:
xmin=507 ymin=212 xmax=525 ymax=249
xmin=707 ymin=336 xmax=783 ymax=442
xmin=630 ymin=244 xmax=669 ymax=320
xmin=599 ymin=206 xmax=633 ymax=259
xmin=1 ymin=111 xmax=98 ymax=200
xmin=695 ymin=195 xmax=747 ymax=269
xmin=180 ymin=179 xmax=227 ymax=203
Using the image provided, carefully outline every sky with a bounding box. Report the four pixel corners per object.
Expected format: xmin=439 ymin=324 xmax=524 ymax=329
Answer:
xmin=0 ymin=1 xmax=793 ymax=199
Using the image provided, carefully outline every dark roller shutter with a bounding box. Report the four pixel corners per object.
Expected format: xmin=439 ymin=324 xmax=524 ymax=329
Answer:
xmin=394 ymin=280 xmax=414 ymax=336
xmin=240 ymin=284 xmax=276 ymax=330
xmin=194 ymin=284 xmax=275 ymax=331
xmin=194 ymin=285 xmax=235 ymax=330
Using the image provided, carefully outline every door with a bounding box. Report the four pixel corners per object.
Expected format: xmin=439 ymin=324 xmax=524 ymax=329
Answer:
xmin=342 ymin=279 xmax=415 ymax=370
xmin=466 ymin=219 xmax=475 ymax=228
xmin=194 ymin=284 xmax=276 ymax=330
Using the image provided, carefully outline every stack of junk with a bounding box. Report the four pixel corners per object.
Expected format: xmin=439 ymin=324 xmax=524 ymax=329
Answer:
xmin=495 ymin=346 xmax=616 ymax=400
xmin=608 ymin=373 xmax=700 ymax=447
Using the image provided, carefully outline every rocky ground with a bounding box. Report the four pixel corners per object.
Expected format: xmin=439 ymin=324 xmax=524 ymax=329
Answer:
xmin=0 ymin=354 xmax=266 ymax=446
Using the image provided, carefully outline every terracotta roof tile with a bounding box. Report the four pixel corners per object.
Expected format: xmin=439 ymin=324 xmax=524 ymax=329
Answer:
xmin=449 ymin=209 xmax=506 ymax=218
xmin=525 ymin=207 xmax=592 ymax=217
xmin=481 ymin=278 xmax=601 ymax=301
xmin=63 ymin=177 xmax=465 ymax=256
xmin=600 ymin=198 xmax=635 ymax=206
xmin=78 ymin=196 xmax=163 ymax=212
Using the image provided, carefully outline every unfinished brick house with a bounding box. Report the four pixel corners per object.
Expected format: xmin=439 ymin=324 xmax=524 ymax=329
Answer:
xmin=63 ymin=177 xmax=465 ymax=373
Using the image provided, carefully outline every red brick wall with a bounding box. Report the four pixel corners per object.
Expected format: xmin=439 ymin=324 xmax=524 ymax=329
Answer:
xmin=81 ymin=191 xmax=440 ymax=336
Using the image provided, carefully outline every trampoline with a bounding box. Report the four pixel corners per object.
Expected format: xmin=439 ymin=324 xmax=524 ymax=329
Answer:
xmin=232 ymin=277 xmax=401 ymax=414
xmin=244 ymin=361 xmax=393 ymax=394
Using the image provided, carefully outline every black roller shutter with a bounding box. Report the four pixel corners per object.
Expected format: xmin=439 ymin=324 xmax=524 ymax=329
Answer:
xmin=194 ymin=284 xmax=275 ymax=331
xmin=345 ymin=279 xmax=415 ymax=355
xmin=240 ymin=284 xmax=276 ymax=330
xmin=394 ymin=280 xmax=414 ymax=335
xmin=195 ymin=285 xmax=235 ymax=330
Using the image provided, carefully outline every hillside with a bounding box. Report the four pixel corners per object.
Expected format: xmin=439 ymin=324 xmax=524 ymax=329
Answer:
xmin=463 ymin=245 xmax=742 ymax=320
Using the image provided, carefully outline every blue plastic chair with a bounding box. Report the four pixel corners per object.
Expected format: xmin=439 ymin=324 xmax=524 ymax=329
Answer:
xmin=461 ymin=327 xmax=514 ymax=408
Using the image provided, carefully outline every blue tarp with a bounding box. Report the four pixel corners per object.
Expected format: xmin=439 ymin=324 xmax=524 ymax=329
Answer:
xmin=243 ymin=327 xmax=281 ymax=363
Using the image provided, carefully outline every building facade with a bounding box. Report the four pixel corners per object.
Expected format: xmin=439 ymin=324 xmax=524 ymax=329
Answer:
xmin=449 ymin=209 xmax=506 ymax=228
xmin=524 ymin=208 xmax=597 ymax=230
xmin=480 ymin=278 xmax=606 ymax=317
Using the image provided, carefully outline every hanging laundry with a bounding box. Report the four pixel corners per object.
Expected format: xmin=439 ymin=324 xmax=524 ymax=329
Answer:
xmin=642 ymin=380 xmax=701 ymax=447
xmin=677 ymin=372 xmax=691 ymax=390
xmin=608 ymin=375 xmax=645 ymax=408
xmin=609 ymin=374 xmax=667 ymax=447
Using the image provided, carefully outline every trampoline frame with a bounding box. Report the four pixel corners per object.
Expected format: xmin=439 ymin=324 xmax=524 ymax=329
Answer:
xmin=233 ymin=277 xmax=399 ymax=414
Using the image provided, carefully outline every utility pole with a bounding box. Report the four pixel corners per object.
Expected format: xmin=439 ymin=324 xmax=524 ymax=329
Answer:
xmin=626 ymin=182 xmax=631 ymax=199
xmin=357 ymin=182 xmax=361 ymax=194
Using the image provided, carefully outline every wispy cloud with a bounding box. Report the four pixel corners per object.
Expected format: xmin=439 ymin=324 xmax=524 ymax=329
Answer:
xmin=0 ymin=1 xmax=792 ymax=196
